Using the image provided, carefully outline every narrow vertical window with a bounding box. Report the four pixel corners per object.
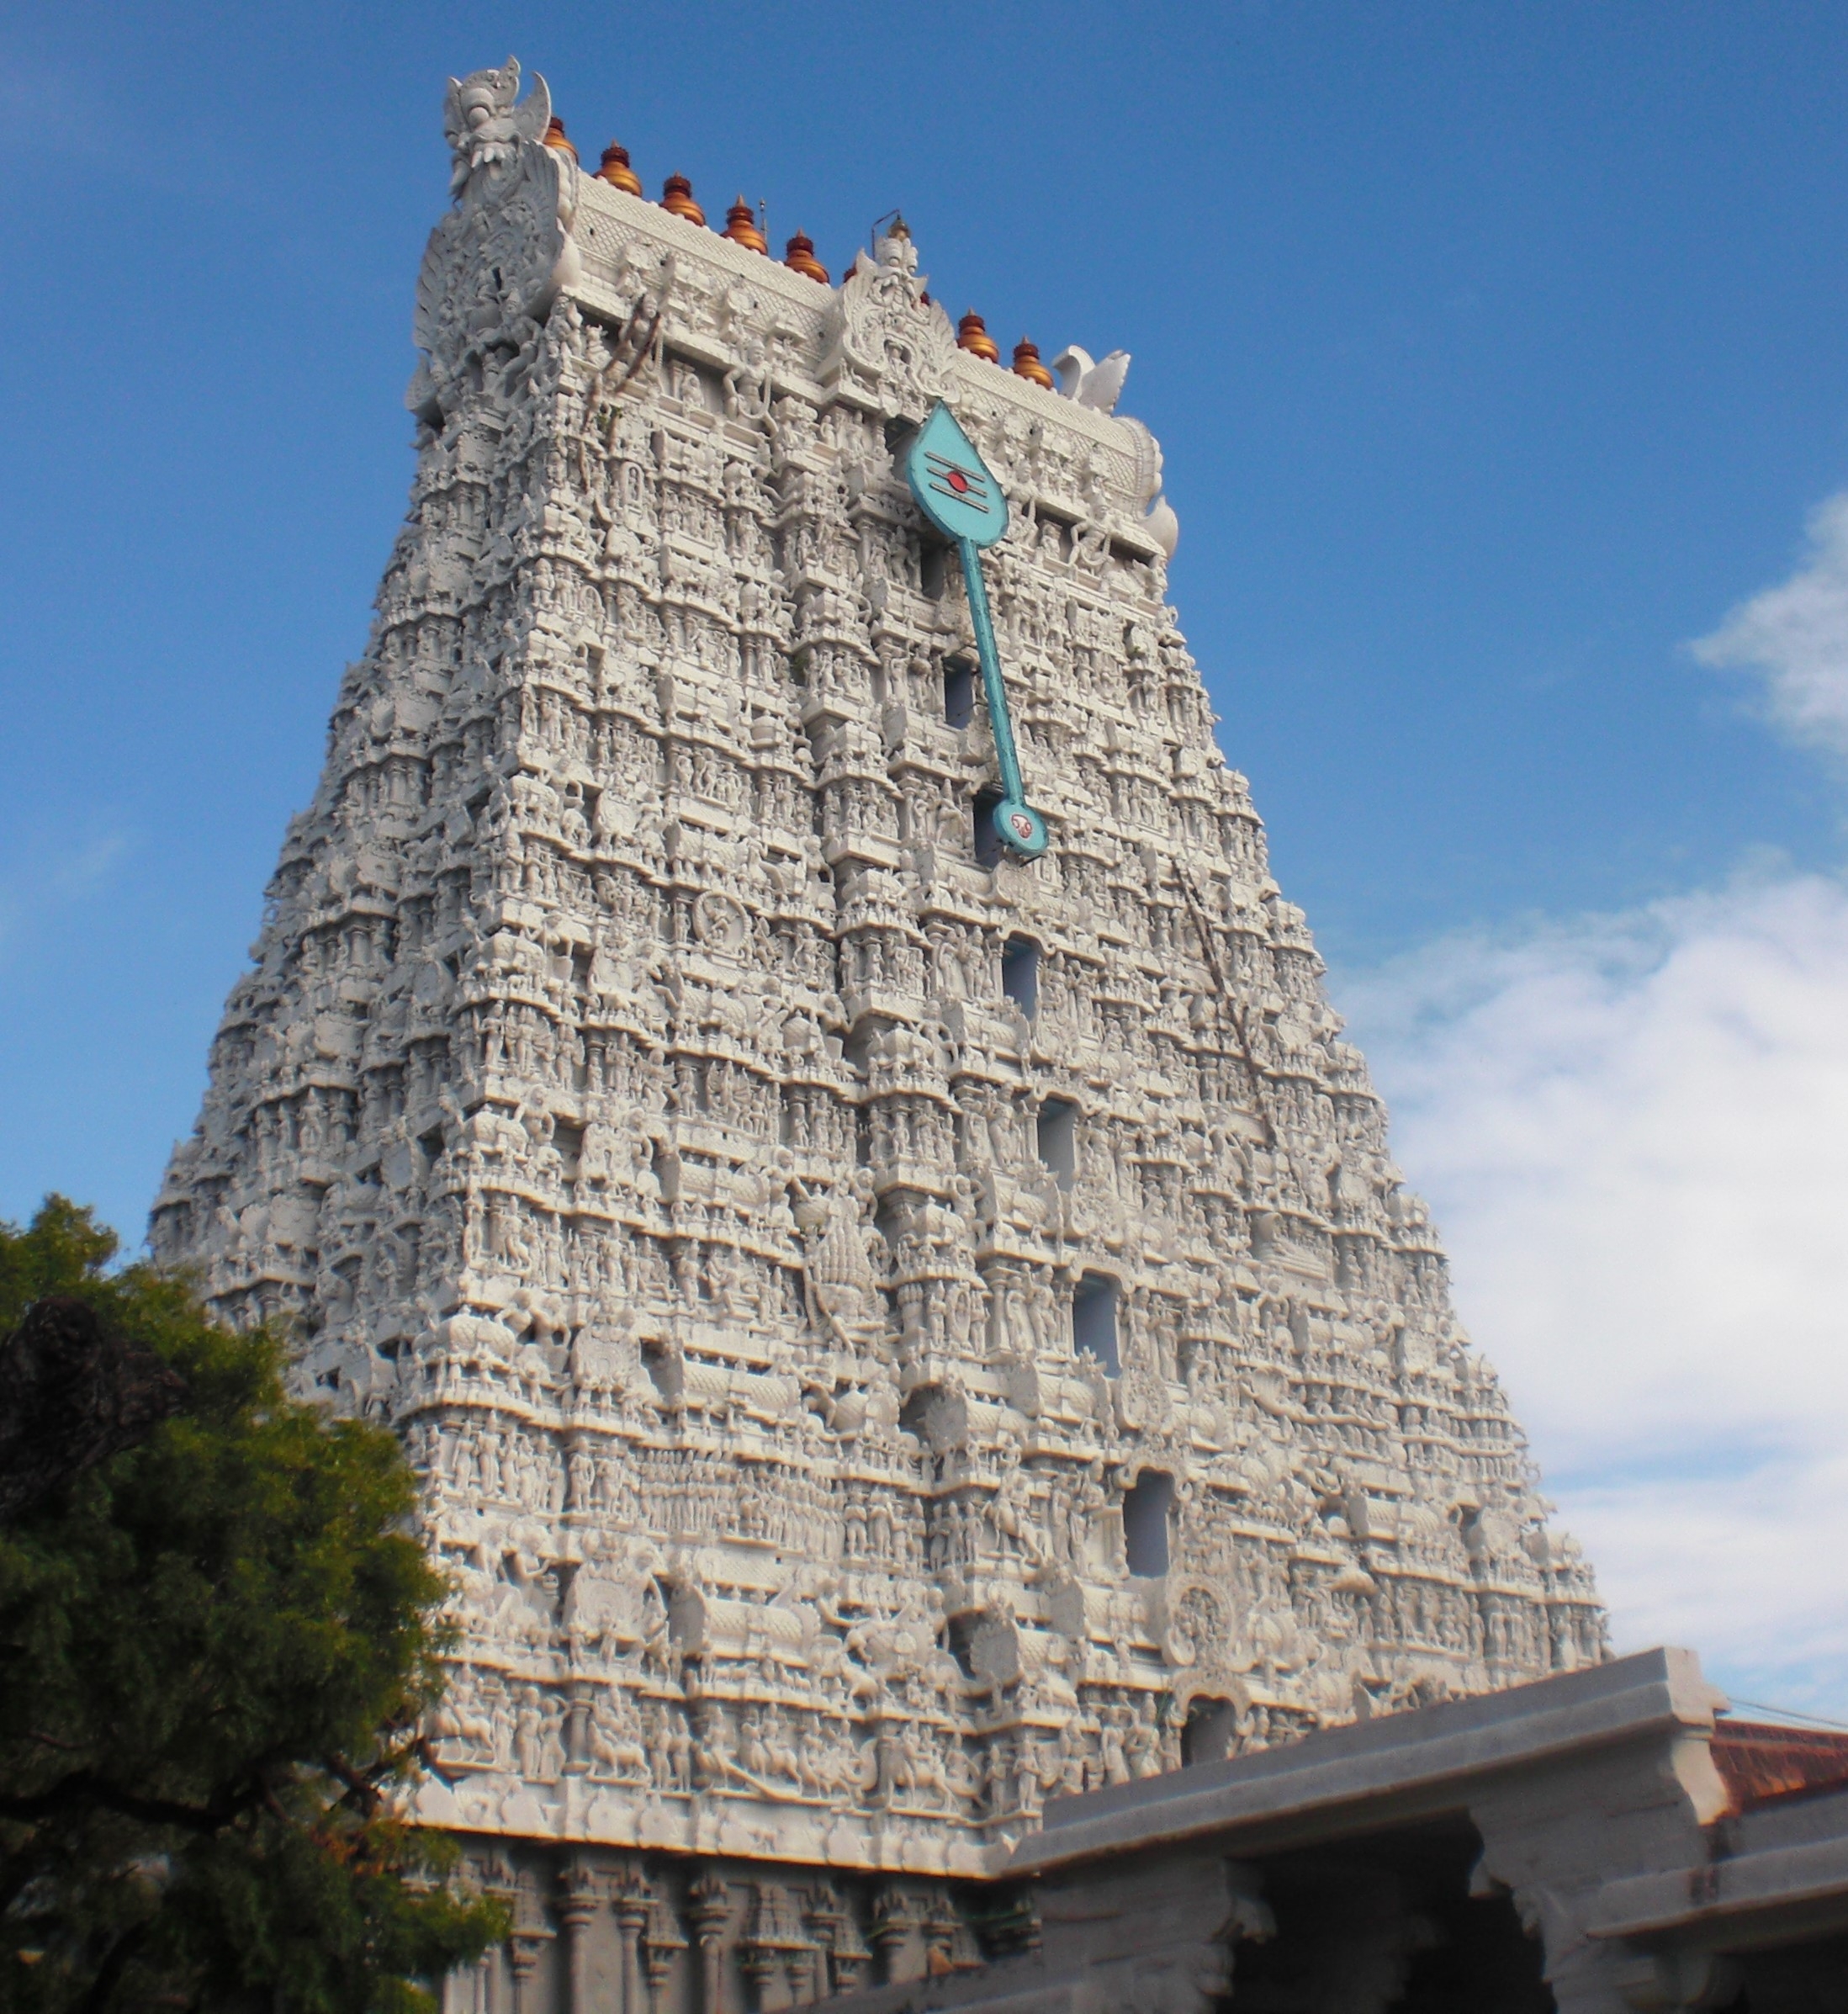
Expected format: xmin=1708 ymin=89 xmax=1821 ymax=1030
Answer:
xmin=1123 ymin=1469 xmax=1175 ymax=1577
xmin=1037 ymin=1098 xmax=1077 ymax=1190
xmin=943 ymin=656 xmax=975 ymax=729
xmin=973 ymin=786 xmax=1003 ymax=869
xmin=1072 ymin=1271 xmax=1120 ymax=1376
xmin=1182 ymin=1697 xmax=1238 ymax=1768
xmin=1002 ymin=935 xmax=1040 ymax=1018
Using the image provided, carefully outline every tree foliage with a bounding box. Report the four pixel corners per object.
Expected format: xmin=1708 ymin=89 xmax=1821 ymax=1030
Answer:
xmin=0 ymin=1197 xmax=507 ymax=2012
xmin=0 ymin=1291 xmax=187 ymax=1523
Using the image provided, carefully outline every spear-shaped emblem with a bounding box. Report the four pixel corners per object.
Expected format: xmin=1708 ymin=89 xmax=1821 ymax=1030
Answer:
xmin=906 ymin=403 xmax=1049 ymax=860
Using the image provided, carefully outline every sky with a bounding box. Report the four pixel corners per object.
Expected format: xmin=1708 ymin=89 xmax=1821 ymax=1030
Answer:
xmin=3 ymin=1 xmax=1847 ymax=1714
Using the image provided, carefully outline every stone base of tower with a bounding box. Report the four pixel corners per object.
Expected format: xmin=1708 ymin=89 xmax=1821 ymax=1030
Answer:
xmin=447 ymin=1651 xmax=1848 ymax=2014
xmin=437 ymin=1846 xmax=1019 ymax=2014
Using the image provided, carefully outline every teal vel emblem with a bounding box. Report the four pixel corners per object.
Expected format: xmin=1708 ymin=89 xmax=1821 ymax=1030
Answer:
xmin=906 ymin=403 xmax=1049 ymax=860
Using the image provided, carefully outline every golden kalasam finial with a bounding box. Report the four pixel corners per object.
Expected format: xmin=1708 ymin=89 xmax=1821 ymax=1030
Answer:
xmin=1012 ymin=337 xmax=1054 ymax=389
xmin=957 ymin=310 xmax=1001 ymax=363
xmin=783 ymin=231 xmax=830 ymax=284
xmin=723 ymin=196 xmax=768 ymax=254
xmin=543 ymin=116 xmax=579 ymax=166
xmin=660 ymin=173 xmax=707 ymax=227
xmin=596 ymin=141 xmax=642 ymax=194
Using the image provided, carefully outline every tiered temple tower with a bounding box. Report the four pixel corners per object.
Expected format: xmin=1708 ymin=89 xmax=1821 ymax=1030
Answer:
xmin=151 ymin=58 xmax=1605 ymax=2012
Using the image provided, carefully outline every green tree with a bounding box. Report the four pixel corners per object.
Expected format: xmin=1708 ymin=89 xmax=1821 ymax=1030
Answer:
xmin=0 ymin=1197 xmax=507 ymax=2012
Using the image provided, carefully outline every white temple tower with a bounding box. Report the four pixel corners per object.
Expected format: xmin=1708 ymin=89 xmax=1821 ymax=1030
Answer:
xmin=151 ymin=58 xmax=1605 ymax=2011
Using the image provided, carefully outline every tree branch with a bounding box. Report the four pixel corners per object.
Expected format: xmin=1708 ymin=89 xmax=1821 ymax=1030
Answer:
xmin=323 ymin=1752 xmax=383 ymax=1817
xmin=0 ymin=1771 xmax=256 ymax=1835
xmin=78 ymin=1918 xmax=148 ymax=2014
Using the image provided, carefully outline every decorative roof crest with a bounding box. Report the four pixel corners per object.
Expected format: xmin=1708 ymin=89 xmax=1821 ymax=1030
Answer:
xmin=821 ymin=216 xmax=958 ymax=422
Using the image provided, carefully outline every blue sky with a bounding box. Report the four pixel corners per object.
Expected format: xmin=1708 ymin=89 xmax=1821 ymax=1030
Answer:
xmin=5 ymin=1 xmax=1848 ymax=1710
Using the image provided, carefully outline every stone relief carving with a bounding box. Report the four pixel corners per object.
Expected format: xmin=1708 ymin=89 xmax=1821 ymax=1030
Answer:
xmin=151 ymin=56 xmax=1607 ymax=1995
xmin=819 ymin=221 xmax=960 ymax=422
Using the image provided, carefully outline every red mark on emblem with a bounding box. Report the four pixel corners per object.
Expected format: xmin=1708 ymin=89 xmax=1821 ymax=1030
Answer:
xmin=923 ymin=452 xmax=990 ymax=512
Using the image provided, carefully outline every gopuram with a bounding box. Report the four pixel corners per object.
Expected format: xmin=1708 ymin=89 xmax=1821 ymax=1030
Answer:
xmin=150 ymin=57 xmax=1607 ymax=2013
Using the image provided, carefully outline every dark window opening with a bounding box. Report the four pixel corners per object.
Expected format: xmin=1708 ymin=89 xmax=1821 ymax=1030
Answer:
xmin=920 ymin=543 xmax=948 ymax=601
xmin=974 ymin=786 xmax=1004 ymax=869
xmin=1183 ymin=1697 xmax=1239 ymax=1768
xmin=1073 ymin=1271 xmax=1120 ymax=1376
xmin=1037 ymin=1098 xmax=1078 ymax=1190
xmin=1123 ymin=1469 xmax=1174 ymax=1577
xmin=1231 ymin=1823 xmax=1551 ymax=2014
xmin=1002 ymin=935 xmax=1040 ymax=1017
xmin=944 ymin=656 xmax=975 ymax=729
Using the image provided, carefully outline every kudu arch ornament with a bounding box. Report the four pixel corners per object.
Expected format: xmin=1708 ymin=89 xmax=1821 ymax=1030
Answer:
xmin=906 ymin=402 xmax=1050 ymax=859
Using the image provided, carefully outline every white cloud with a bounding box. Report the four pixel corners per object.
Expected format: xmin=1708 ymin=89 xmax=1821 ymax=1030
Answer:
xmin=1341 ymin=544 xmax=1848 ymax=1715
xmin=1341 ymin=867 xmax=1848 ymax=1713
xmin=1694 ymin=490 xmax=1848 ymax=759
xmin=1566 ymin=1455 xmax=1848 ymax=1718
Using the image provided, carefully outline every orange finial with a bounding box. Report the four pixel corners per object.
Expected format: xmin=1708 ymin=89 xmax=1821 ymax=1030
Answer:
xmin=956 ymin=310 xmax=1001 ymax=363
xmin=543 ymin=116 xmax=579 ymax=167
xmin=783 ymin=231 xmax=830 ymax=284
xmin=723 ymin=195 xmax=768 ymax=255
xmin=1012 ymin=337 xmax=1054 ymax=389
xmin=596 ymin=141 xmax=642 ymax=195
xmin=659 ymin=174 xmax=707 ymax=227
